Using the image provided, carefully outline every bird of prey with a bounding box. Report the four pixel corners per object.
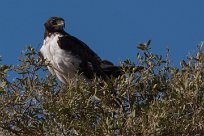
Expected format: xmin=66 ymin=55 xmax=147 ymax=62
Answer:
xmin=40 ymin=17 xmax=121 ymax=83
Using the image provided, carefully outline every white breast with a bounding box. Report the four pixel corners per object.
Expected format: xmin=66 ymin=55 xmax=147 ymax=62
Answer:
xmin=40 ymin=33 xmax=82 ymax=83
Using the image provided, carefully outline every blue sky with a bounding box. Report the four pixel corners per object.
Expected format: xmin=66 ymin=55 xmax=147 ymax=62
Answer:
xmin=0 ymin=1 xmax=204 ymax=66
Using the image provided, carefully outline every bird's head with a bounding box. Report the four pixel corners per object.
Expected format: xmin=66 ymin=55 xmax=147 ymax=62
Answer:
xmin=44 ymin=17 xmax=65 ymax=32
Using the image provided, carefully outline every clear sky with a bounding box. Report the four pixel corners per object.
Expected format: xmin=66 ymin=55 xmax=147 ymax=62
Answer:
xmin=0 ymin=1 xmax=204 ymax=66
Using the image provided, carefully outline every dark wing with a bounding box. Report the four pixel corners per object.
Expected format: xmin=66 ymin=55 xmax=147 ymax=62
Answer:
xmin=57 ymin=34 xmax=108 ymax=80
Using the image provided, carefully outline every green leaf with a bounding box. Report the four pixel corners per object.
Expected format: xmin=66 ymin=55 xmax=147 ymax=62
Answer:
xmin=137 ymin=43 xmax=148 ymax=50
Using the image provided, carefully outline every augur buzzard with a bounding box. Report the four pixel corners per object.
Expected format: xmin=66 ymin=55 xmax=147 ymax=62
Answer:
xmin=40 ymin=17 xmax=121 ymax=83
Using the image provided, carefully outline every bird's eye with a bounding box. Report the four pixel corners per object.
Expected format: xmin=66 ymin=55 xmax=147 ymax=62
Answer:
xmin=51 ymin=19 xmax=57 ymax=25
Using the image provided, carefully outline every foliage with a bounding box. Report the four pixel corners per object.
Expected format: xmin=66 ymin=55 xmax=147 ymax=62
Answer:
xmin=0 ymin=42 xmax=204 ymax=135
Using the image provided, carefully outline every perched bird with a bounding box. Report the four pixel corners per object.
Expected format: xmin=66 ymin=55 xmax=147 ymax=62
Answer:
xmin=40 ymin=17 xmax=121 ymax=83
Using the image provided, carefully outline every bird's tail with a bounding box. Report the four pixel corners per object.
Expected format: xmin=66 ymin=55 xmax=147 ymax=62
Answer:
xmin=101 ymin=60 xmax=123 ymax=78
xmin=101 ymin=60 xmax=145 ymax=78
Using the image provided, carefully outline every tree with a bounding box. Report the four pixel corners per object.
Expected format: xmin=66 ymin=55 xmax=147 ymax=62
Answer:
xmin=0 ymin=42 xmax=203 ymax=135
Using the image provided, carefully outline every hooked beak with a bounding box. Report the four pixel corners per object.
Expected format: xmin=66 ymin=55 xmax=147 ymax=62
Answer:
xmin=53 ymin=20 xmax=65 ymax=28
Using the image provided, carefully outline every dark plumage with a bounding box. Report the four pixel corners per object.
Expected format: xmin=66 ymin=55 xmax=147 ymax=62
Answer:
xmin=40 ymin=16 xmax=122 ymax=83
